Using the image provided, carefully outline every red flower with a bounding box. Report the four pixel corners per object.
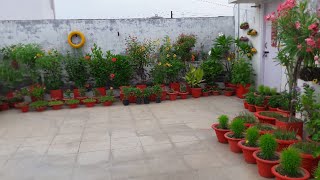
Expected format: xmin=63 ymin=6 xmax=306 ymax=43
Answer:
xmin=111 ymin=57 xmax=117 ymax=62
xmin=110 ymin=74 xmax=115 ymax=79
xmin=308 ymin=23 xmax=319 ymax=32
xmin=84 ymin=55 xmax=91 ymax=60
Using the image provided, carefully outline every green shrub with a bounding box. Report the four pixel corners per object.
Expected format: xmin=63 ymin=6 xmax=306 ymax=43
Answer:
xmin=143 ymin=87 xmax=153 ymax=97
xmin=180 ymin=83 xmax=187 ymax=93
xmin=30 ymin=100 xmax=48 ymax=108
xmin=254 ymin=123 xmax=276 ymax=131
xmin=268 ymin=95 xmax=280 ymax=108
xmin=218 ymin=115 xmax=229 ymax=129
xmin=122 ymin=87 xmax=131 ymax=100
xmin=65 ymin=99 xmax=80 ymax=105
xmin=314 ymin=163 xmax=320 ymax=179
xmin=99 ymin=96 xmax=115 ymax=103
xmin=258 ymin=85 xmax=265 ymax=95
xmin=259 ymin=134 xmax=277 ymax=160
xmin=82 ymin=98 xmax=96 ymax=103
xmin=264 ymin=86 xmax=271 ymax=96
xmin=273 ymin=129 xmax=297 ymax=140
xmin=236 ymin=111 xmax=257 ymax=124
xmin=245 ymin=92 xmax=255 ymax=105
xmin=291 ymin=142 xmax=320 ymax=157
xmin=48 ymin=100 xmax=63 ymax=106
xmin=231 ymin=59 xmax=254 ymax=85
xmin=245 ymin=127 xmax=259 ymax=147
xmin=230 ymin=119 xmax=245 ymax=138
xmin=271 ymin=88 xmax=277 ymax=96
xmin=201 ymin=58 xmax=223 ymax=83
xmin=255 ymin=95 xmax=265 ymax=106
xmin=278 ymin=147 xmax=301 ymax=177
xmin=153 ymin=85 xmax=162 ymax=97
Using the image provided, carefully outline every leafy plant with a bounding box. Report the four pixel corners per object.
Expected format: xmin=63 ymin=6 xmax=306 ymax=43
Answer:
xmin=230 ymin=119 xmax=245 ymax=138
xmin=201 ymin=58 xmax=223 ymax=83
xmin=314 ymin=163 xmax=320 ymax=179
xmin=279 ymin=93 xmax=290 ymax=110
xmin=143 ymin=87 xmax=153 ymax=97
xmin=268 ymin=95 xmax=280 ymax=108
xmin=153 ymin=85 xmax=162 ymax=97
xmin=291 ymin=142 xmax=320 ymax=157
xmin=83 ymin=98 xmax=96 ymax=103
xmin=231 ymin=59 xmax=254 ymax=85
xmin=236 ymin=111 xmax=257 ymax=124
xmin=258 ymin=85 xmax=265 ymax=95
xmin=65 ymin=54 xmax=89 ymax=88
xmin=270 ymin=88 xmax=277 ymax=96
xmin=245 ymin=127 xmax=260 ymax=147
xmin=273 ymin=129 xmax=297 ymax=140
xmin=185 ymin=65 xmax=204 ymax=88
xmin=254 ymin=123 xmax=276 ymax=131
xmin=277 ymin=147 xmax=302 ymax=178
xmin=30 ymin=100 xmax=48 ymax=109
xmin=264 ymin=86 xmax=271 ymax=96
xmin=218 ymin=115 xmax=229 ymax=129
xmin=258 ymin=134 xmax=278 ymax=160
xmin=173 ymin=34 xmax=196 ymax=62
xmin=180 ymin=83 xmax=187 ymax=93
xmin=65 ymin=99 xmax=80 ymax=105
xmin=29 ymin=84 xmax=45 ymax=100
xmin=88 ymin=44 xmax=109 ymax=88
xmin=48 ymin=100 xmax=63 ymax=106
xmin=122 ymin=87 xmax=131 ymax=100
xmin=99 ymin=96 xmax=115 ymax=103
xmin=245 ymin=92 xmax=255 ymax=105
xmin=255 ymin=95 xmax=265 ymax=107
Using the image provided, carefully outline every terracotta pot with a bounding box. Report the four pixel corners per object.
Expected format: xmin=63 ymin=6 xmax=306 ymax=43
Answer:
xmin=73 ymin=89 xmax=80 ymax=98
xmin=212 ymin=91 xmax=220 ymax=96
xmin=191 ymin=88 xmax=202 ymax=98
xmin=238 ymin=140 xmax=260 ymax=164
xmin=150 ymin=94 xmax=157 ymax=101
xmin=167 ymin=92 xmax=178 ymax=101
xmin=136 ymin=84 xmax=147 ymax=90
xmin=269 ymin=107 xmax=278 ymax=111
xmin=169 ymin=82 xmax=180 ymax=92
xmin=276 ymin=136 xmax=301 ymax=152
xmin=211 ymin=123 xmax=230 ymax=144
xmin=247 ymin=104 xmax=256 ymax=112
xmin=129 ymin=95 xmax=136 ymax=103
xmin=236 ymin=84 xmax=250 ymax=99
xmin=51 ymin=105 xmax=63 ymax=110
xmin=275 ymin=119 xmax=303 ymax=138
xmin=253 ymin=150 xmax=280 ymax=178
xmin=84 ymin=102 xmax=95 ymax=108
xmin=226 ymin=83 xmax=237 ymax=89
xmin=0 ymin=103 xmax=9 ymax=110
xmin=179 ymin=92 xmax=189 ymax=99
xmin=271 ymin=165 xmax=310 ymax=180
xmin=202 ymin=91 xmax=209 ymax=97
xmin=68 ymin=104 xmax=78 ymax=109
xmin=6 ymin=91 xmax=14 ymax=98
xmin=224 ymin=132 xmax=244 ymax=153
xmin=243 ymin=100 xmax=248 ymax=109
xmin=20 ymin=106 xmax=29 ymax=113
xmin=35 ymin=107 xmax=47 ymax=112
xmin=96 ymin=87 xmax=106 ymax=96
xmin=161 ymin=91 xmax=167 ymax=101
xmin=254 ymin=111 xmax=276 ymax=125
xmin=50 ymin=89 xmax=63 ymax=100
xmin=276 ymin=108 xmax=290 ymax=116
xmin=103 ymin=101 xmax=113 ymax=106
xmin=255 ymin=106 xmax=266 ymax=112
xmin=299 ymin=153 xmax=320 ymax=176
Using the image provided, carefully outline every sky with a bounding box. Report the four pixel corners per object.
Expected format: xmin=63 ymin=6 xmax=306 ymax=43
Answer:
xmin=54 ymin=0 xmax=234 ymax=19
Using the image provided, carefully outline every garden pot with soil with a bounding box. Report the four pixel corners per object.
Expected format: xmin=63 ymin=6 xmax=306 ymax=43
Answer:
xmin=255 ymin=106 xmax=266 ymax=112
xmin=103 ymin=101 xmax=113 ymax=106
xmin=247 ymin=104 xmax=256 ymax=112
xmin=274 ymin=129 xmax=301 ymax=152
xmin=254 ymin=111 xmax=283 ymax=125
xmin=238 ymin=140 xmax=260 ymax=164
xmin=122 ymin=99 xmax=129 ymax=106
xmin=65 ymin=99 xmax=80 ymax=109
xmin=243 ymin=100 xmax=248 ymax=109
xmin=212 ymin=90 xmax=220 ymax=96
xmin=95 ymin=87 xmax=106 ymax=96
xmin=73 ymin=89 xmax=80 ymax=98
xmin=167 ymin=91 xmax=178 ymax=101
xmin=211 ymin=123 xmax=230 ymax=144
xmin=275 ymin=118 xmax=303 ymax=138
xmin=254 ymin=123 xmax=277 ymax=135
xmin=50 ymin=89 xmax=63 ymax=100
xmin=253 ymin=150 xmax=280 ymax=178
xmin=276 ymin=137 xmax=301 ymax=152
xmin=224 ymin=88 xmax=234 ymax=96
xmin=169 ymin=82 xmax=180 ymax=92
xmin=191 ymin=88 xmax=202 ymax=98
xmin=236 ymin=84 xmax=250 ymax=99
xmin=83 ymin=98 xmax=96 ymax=108
xmin=269 ymin=107 xmax=278 ymax=111
xmin=161 ymin=91 xmax=167 ymax=101
xmin=136 ymin=84 xmax=147 ymax=90
xmin=276 ymin=108 xmax=290 ymax=116
xmin=179 ymin=92 xmax=189 ymax=99
xmin=224 ymin=132 xmax=244 ymax=153
xmin=271 ymin=165 xmax=310 ymax=180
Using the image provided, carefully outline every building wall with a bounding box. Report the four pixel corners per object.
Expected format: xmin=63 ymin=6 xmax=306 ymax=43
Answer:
xmin=0 ymin=17 xmax=235 ymax=55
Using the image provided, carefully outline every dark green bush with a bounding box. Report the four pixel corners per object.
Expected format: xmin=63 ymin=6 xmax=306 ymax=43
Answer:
xmin=259 ymin=134 xmax=277 ymax=160
xmin=277 ymin=147 xmax=301 ymax=177
xmin=230 ymin=119 xmax=245 ymax=138
xmin=245 ymin=127 xmax=259 ymax=147
xmin=218 ymin=115 xmax=229 ymax=129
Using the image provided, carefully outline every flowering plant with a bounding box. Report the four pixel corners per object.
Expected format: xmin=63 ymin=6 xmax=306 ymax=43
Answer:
xmin=88 ymin=44 xmax=109 ymax=88
xmin=173 ymin=34 xmax=196 ymax=62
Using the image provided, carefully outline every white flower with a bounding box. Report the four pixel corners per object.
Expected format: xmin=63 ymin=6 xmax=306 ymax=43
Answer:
xmin=316 ymin=60 xmax=319 ymax=65
xmin=208 ymin=50 xmax=211 ymax=56
xmin=218 ymin=32 xmax=224 ymax=37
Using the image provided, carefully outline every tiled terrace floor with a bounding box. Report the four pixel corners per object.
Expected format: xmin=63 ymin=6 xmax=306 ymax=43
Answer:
xmin=0 ymin=96 xmax=267 ymax=180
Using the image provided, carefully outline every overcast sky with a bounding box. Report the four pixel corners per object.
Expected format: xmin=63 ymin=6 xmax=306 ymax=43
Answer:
xmin=54 ymin=0 xmax=234 ymax=19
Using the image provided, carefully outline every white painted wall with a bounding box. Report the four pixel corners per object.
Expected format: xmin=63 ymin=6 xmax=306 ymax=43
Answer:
xmin=0 ymin=0 xmax=54 ymax=20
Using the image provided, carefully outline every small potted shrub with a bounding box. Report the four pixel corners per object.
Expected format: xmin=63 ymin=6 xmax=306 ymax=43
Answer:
xmin=211 ymin=115 xmax=230 ymax=144
xmin=253 ymin=134 xmax=280 ymax=178
xmin=273 ymin=129 xmax=301 ymax=152
xmin=202 ymin=88 xmax=210 ymax=97
xmin=314 ymin=163 xmax=320 ymax=179
xmin=224 ymin=119 xmax=245 ymax=153
xmin=245 ymin=92 xmax=256 ymax=112
xmin=185 ymin=65 xmax=204 ymax=98
xmin=291 ymin=142 xmax=320 ymax=176
xmin=122 ymin=87 xmax=131 ymax=106
xmin=134 ymin=88 xmax=143 ymax=105
xmin=178 ymin=83 xmax=189 ymax=99
xmin=268 ymin=95 xmax=280 ymax=111
xmin=30 ymin=100 xmax=48 ymax=112
xmin=16 ymin=102 xmax=29 ymax=113
xmin=99 ymin=96 xmax=114 ymax=106
xmin=271 ymin=147 xmax=310 ymax=180
xmin=0 ymin=97 xmax=9 ymax=111
xmin=167 ymin=88 xmax=178 ymax=101
xmin=238 ymin=127 xmax=260 ymax=164
xmin=153 ymin=85 xmax=162 ymax=103
xmin=254 ymin=123 xmax=277 ymax=135
xmin=224 ymin=87 xmax=234 ymax=96
xmin=275 ymin=116 xmax=303 ymax=138
xmin=234 ymin=111 xmax=257 ymax=127
xmin=63 ymin=89 xmax=73 ymax=101
xmin=65 ymin=99 xmax=80 ymax=109
xmin=48 ymin=100 xmax=64 ymax=110
xmin=143 ymin=87 xmax=152 ymax=104
xmin=211 ymin=87 xmax=220 ymax=96
xmin=82 ymin=98 xmax=96 ymax=108
xmin=255 ymin=95 xmax=266 ymax=112
xmin=76 ymin=88 xmax=87 ymax=103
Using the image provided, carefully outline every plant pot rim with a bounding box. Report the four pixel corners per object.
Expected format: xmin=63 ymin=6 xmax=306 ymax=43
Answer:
xmin=211 ymin=123 xmax=230 ymax=132
xmin=253 ymin=150 xmax=280 ymax=164
xmin=238 ymin=140 xmax=260 ymax=151
xmin=167 ymin=92 xmax=178 ymax=95
xmin=178 ymin=92 xmax=189 ymax=95
xmin=271 ymin=165 xmax=310 ymax=180
xmin=224 ymin=132 xmax=244 ymax=141
xmin=255 ymin=111 xmax=277 ymax=120
xmin=255 ymin=105 xmax=265 ymax=108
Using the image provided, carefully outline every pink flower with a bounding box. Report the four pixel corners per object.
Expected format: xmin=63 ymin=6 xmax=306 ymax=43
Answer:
xmin=314 ymin=56 xmax=319 ymax=61
xmin=308 ymin=23 xmax=319 ymax=32
xmin=111 ymin=57 xmax=117 ymax=62
xmin=316 ymin=61 xmax=320 ymax=65
xmin=265 ymin=12 xmax=277 ymax=21
xmin=297 ymin=44 xmax=302 ymax=50
xmin=306 ymin=47 xmax=313 ymax=52
xmin=295 ymin=21 xmax=301 ymax=29
xmin=306 ymin=38 xmax=316 ymax=47
xmin=110 ymin=74 xmax=115 ymax=79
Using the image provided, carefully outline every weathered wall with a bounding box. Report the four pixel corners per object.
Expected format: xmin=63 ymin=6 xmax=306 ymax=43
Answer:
xmin=0 ymin=17 xmax=234 ymax=55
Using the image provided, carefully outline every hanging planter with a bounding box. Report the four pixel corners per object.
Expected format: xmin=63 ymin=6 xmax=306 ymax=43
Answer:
xmin=240 ymin=22 xmax=249 ymax=30
xmin=247 ymin=29 xmax=258 ymax=36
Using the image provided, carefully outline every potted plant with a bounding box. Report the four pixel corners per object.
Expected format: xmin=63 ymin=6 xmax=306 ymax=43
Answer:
xmin=82 ymin=98 xmax=96 ymax=108
xmin=211 ymin=115 xmax=230 ymax=144
xmin=238 ymin=127 xmax=260 ymax=164
xmin=29 ymin=84 xmax=45 ymax=101
xmin=178 ymin=83 xmax=189 ymax=99
xmin=314 ymin=163 xmax=320 ymax=179
xmin=224 ymin=87 xmax=234 ymax=96
xmin=153 ymin=85 xmax=162 ymax=103
xmin=254 ymin=111 xmax=285 ymax=125
xmin=291 ymin=142 xmax=320 ymax=176
xmin=275 ymin=115 xmax=303 ymax=138
xmin=8 ymin=93 xmax=24 ymax=108
xmin=167 ymin=88 xmax=178 ymax=101
xmin=271 ymin=147 xmax=310 ymax=180
xmin=48 ymin=100 xmax=64 ymax=110
xmin=202 ymin=88 xmax=210 ymax=97
xmin=224 ymin=118 xmax=245 ymax=153
xmin=231 ymin=59 xmax=254 ymax=99
xmin=133 ymin=88 xmax=143 ymax=105
xmin=240 ymin=22 xmax=249 ymax=30
xmin=143 ymin=87 xmax=152 ymax=104
xmin=268 ymin=95 xmax=280 ymax=111
xmin=273 ymin=129 xmax=301 ymax=152
xmin=234 ymin=111 xmax=257 ymax=127
xmin=15 ymin=102 xmax=29 ymax=113
xmin=211 ymin=87 xmax=220 ymax=96
xmin=99 ymin=96 xmax=114 ymax=106
xmin=30 ymin=100 xmax=48 ymax=112
xmin=253 ymin=134 xmax=280 ymax=178
xmin=0 ymin=97 xmax=9 ymax=111
xmin=65 ymin=99 xmax=80 ymax=109
xmin=253 ymin=123 xmax=277 ymax=135
xmin=255 ymin=95 xmax=266 ymax=112
xmin=200 ymin=58 xmax=223 ymax=88
xmin=185 ymin=65 xmax=204 ymax=98
xmin=277 ymin=93 xmax=291 ymax=116
xmin=245 ymin=92 xmax=256 ymax=112
xmin=122 ymin=87 xmax=130 ymax=106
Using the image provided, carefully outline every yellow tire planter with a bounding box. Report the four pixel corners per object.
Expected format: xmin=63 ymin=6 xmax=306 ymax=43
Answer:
xmin=68 ymin=31 xmax=85 ymax=48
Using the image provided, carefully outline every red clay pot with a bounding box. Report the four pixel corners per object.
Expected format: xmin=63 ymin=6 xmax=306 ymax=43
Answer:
xmin=169 ymin=82 xmax=180 ymax=92
xmin=254 ymin=111 xmax=276 ymax=125
xmin=103 ymin=101 xmax=113 ymax=106
xmin=299 ymin=153 xmax=320 ymax=176
xmin=247 ymin=104 xmax=256 ymax=112
xmin=224 ymin=132 xmax=244 ymax=153
xmin=243 ymin=100 xmax=248 ymax=109
xmin=212 ymin=91 xmax=220 ymax=96
xmin=21 ymin=106 xmax=29 ymax=113
xmin=73 ymin=89 xmax=80 ymax=98
xmin=275 ymin=119 xmax=303 ymax=138
xmin=129 ymin=95 xmax=136 ymax=103
xmin=50 ymin=89 xmax=63 ymax=100
xmin=179 ymin=92 xmax=189 ymax=99
xmin=211 ymin=123 xmax=230 ymax=144
xmin=51 ymin=105 xmax=63 ymax=110
xmin=136 ymin=84 xmax=147 ymax=90
xmin=191 ymin=88 xmax=202 ymax=98
xmin=271 ymin=165 xmax=310 ymax=180
xmin=167 ymin=92 xmax=178 ymax=101
xmin=276 ymin=108 xmax=290 ymax=116
xmin=0 ymin=103 xmax=9 ymax=110
xmin=68 ymin=104 xmax=78 ymax=109
xmin=96 ymin=87 xmax=106 ymax=96
xmin=253 ymin=150 xmax=280 ymax=178
xmin=255 ymin=106 xmax=266 ymax=112
xmin=268 ymin=107 xmax=278 ymax=111
xmin=306 ymin=136 xmax=320 ymax=144
xmin=6 ymin=91 xmax=14 ymax=98
xmin=161 ymin=91 xmax=167 ymax=101
xmin=226 ymin=83 xmax=237 ymax=89
xmin=84 ymin=102 xmax=95 ymax=108
xmin=238 ymin=140 xmax=260 ymax=164
xmin=35 ymin=107 xmax=47 ymax=112
xmin=150 ymin=94 xmax=157 ymax=101
xmin=202 ymin=91 xmax=209 ymax=97
xmin=276 ymin=136 xmax=301 ymax=152
xmin=236 ymin=84 xmax=250 ymax=99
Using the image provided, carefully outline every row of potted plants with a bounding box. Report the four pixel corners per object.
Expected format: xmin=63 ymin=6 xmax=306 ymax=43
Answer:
xmin=212 ymin=114 xmax=320 ymax=179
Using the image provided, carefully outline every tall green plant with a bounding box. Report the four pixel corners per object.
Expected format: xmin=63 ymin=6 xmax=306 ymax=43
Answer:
xmin=231 ymin=59 xmax=254 ymax=85
xmin=185 ymin=65 xmax=204 ymax=88
xmin=278 ymin=147 xmax=302 ymax=177
xmin=230 ymin=119 xmax=245 ymax=138
xmin=259 ymin=134 xmax=277 ymax=160
xmin=89 ymin=44 xmax=109 ymax=88
xmin=201 ymin=58 xmax=223 ymax=83
xmin=65 ymin=54 xmax=89 ymax=88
